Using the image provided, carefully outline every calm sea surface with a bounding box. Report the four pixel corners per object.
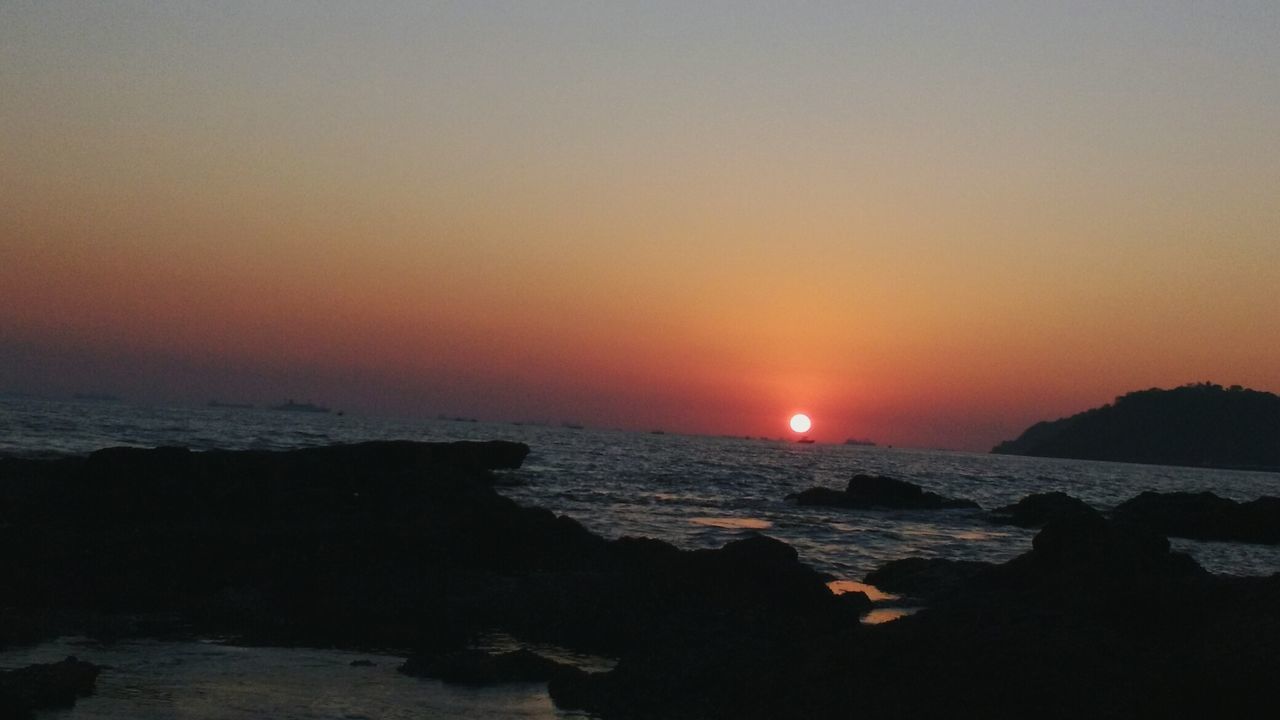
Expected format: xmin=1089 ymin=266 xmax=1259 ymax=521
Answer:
xmin=2 ymin=397 xmax=1278 ymax=718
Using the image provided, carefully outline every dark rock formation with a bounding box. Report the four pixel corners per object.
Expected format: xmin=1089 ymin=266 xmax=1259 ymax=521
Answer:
xmin=864 ymin=558 xmax=993 ymax=602
xmin=987 ymin=491 xmax=1097 ymax=527
xmin=0 ymin=441 xmax=855 ymax=709
xmin=1113 ymin=490 xmax=1280 ymax=545
xmin=0 ymin=656 xmax=99 ymax=719
xmin=0 ymin=440 xmax=575 ymax=651
xmin=552 ymin=506 xmax=1278 ymax=720
xmin=4 ymin=442 xmax=1280 ymax=719
xmin=992 ymin=382 xmax=1280 ymax=470
xmin=787 ymin=473 xmax=979 ymax=510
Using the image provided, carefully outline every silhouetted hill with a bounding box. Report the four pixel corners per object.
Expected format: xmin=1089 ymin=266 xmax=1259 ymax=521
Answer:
xmin=992 ymin=383 xmax=1280 ymax=471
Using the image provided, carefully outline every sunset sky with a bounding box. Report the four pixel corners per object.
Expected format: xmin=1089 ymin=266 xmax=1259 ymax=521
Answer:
xmin=2 ymin=2 xmax=1277 ymax=449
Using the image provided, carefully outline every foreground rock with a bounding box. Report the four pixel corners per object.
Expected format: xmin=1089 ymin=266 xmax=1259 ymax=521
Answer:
xmin=787 ymin=473 xmax=979 ymax=510
xmin=4 ymin=443 xmax=1278 ymax=719
xmin=987 ymin=491 xmax=1097 ymax=527
xmin=550 ymin=505 xmax=1279 ymax=719
xmin=1113 ymin=490 xmax=1280 ymax=545
xmin=864 ymin=558 xmax=993 ymax=602
xmin=0 ymin=656 xmax=99 ymax=719
xmin=0 ymin=441 xmax=857 ymax=708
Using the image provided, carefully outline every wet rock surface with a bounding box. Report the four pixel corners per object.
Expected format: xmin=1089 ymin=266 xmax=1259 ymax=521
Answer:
xmin=787 ymin=473 xmax=980 ymax=510
xmin=1113 ymin=490 xmax=1280 ymax=545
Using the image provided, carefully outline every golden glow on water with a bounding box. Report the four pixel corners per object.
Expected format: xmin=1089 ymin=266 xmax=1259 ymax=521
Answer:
xmin=690 ymin=517 xmax=774 ymax=530
xmin=826 ymin=580 xmax=898 ymax=603
xmin=861 ymin=608 xmax=918 ymax=625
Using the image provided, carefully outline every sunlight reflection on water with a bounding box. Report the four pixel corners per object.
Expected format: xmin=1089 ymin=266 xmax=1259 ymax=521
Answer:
xmin=689 ymin=516 xmax=773 ymax=529
xmin=3 ymin=397 xmax=1278 ymax=583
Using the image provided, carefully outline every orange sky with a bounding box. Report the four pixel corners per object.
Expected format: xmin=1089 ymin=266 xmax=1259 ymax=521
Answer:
xmin=2 ymin=3 xmax=1278 ymax=449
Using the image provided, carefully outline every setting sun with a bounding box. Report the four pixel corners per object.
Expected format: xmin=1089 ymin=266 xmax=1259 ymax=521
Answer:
xmin=789 ymin=413 xmax=812 ymax=434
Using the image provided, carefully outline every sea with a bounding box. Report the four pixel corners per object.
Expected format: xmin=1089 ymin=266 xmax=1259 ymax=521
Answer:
xmin=2 ymin=396 xmax=1278 ymax=719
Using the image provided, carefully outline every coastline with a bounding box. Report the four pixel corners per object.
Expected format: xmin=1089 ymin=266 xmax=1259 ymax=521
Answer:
xmin=2 ymin=440 xmax=1278 ymax=718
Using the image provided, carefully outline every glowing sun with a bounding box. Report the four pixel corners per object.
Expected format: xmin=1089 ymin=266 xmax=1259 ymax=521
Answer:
xmin=789 ymin=413 xmax=812 ymax=434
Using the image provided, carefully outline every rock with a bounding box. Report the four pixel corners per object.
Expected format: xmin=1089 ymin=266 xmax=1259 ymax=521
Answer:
xmin=988 ymin=491 xmax=1096 ymax=527
xmin=0 ymin=656 xmax=99 ymax=719
xmin=863 ymin=558 xmax=994 ymax=602
xmin=1027 ymin=510 xmax=1191 ymax=578
xmin=788 ymin=473 xmax=979 ymax=510
xmin=7 ymin=442 xmax=1280 ymax=720
xmin=1113 ymin=491 xmax=1280 ymax=545
xmin=399 ymin=648 xmax=577 ymax=684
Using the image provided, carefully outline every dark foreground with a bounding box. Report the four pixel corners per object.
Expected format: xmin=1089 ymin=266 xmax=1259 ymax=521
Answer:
xmin=1 ymin=443 xmax=1278 ymax=719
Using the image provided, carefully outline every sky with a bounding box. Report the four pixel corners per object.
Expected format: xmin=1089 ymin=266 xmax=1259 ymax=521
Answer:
xmin=2 ymin=1 xmax=1278 ymax=449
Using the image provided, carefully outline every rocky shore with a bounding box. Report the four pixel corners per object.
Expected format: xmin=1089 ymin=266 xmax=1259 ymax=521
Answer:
xmin=2 ymin=442 xmax=1278 ymax=718
xmin=787 ymin=473 xmax=979 ymax=510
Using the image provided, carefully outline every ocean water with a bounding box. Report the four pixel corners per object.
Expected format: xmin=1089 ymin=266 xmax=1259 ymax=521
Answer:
xmin=2 ymin=397 xmax=1278 ymax=718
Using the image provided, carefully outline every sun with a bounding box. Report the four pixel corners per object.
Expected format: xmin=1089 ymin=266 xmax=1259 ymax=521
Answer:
xmin=789 ymin=413 xmax=812 ymax=434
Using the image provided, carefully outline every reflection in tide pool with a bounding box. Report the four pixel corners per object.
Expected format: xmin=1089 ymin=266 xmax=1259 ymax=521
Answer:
xmin=0 ymin=637 xmax=593 ymax=720
xmin=861 ymin=608 xmax=918 ymax=625
xmin=826 ymin=580 xmax=898 ymax=603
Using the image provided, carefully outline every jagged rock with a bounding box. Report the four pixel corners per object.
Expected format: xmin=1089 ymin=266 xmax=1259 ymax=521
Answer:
xmin=864 ymin=558 xmax=994 ymax=602
xmin=1113 ymin=491 xmax=1280 ymax=545
xmin=5 ymin=442 xmax=1280 ymax=720
xmin=988 ymin=491 xmax=1096 ymax=527
xmin=788 ymin=474 xmax=979 ymax=510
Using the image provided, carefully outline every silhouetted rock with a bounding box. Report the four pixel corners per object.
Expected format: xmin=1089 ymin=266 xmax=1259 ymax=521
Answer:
xmin=400 ymin=648 xmax=576 ymax=684
xmin=864 ymin=558 xmax=994 ymax=602
xmin=5 ymin=442 xmax=1280 ymax=719
xmin=988 ymin=491 xmax=1096 ymax=527
xmin=1113 ymin=491 xmax=1280 ymax=545
xmin=0 ymin=656 xmax=99 ymax=719
xmin=992 ymin=382 xmax=1280 ymax=470
xmin=787 ymin=473 xmax=979 ymax=510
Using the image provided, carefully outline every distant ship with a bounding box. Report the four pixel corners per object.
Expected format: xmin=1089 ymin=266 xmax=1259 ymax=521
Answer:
xmin=796 ymin=436 xmax=815 ymax=444
xmin=561 ymin=422 xmax=584 ymax=430
xmin=271 ymin=400 xmax=331 ymax=413
xmin=844 ymin=438 xmax=877 ymax=447
xmin=208 ymin=400 xmax=254 ymax=409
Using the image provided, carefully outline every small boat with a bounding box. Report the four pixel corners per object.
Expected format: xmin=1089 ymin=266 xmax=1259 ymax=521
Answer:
xmin=208 ymin=400 xmax=254 ymax=409
xmin=271 ymin=400 xmax=330 ymax=413
xmin=796 ymin=436 xmax=815 ymax=444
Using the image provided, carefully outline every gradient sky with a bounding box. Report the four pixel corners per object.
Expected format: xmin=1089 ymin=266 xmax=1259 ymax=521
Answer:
xmin=2 ymin=1 xmax=1278 ymax=449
